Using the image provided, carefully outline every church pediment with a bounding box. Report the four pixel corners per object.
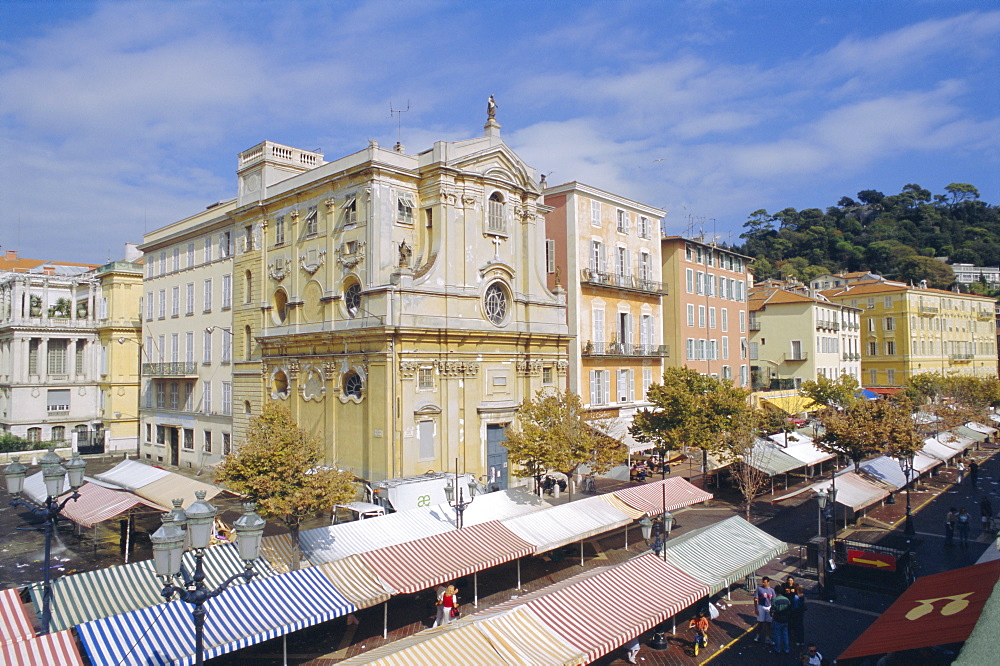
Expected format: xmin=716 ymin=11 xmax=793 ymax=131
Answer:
xmin=451 ymin=144 xmax=538 ymax=193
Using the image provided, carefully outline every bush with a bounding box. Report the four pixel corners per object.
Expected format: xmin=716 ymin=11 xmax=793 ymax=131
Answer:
xmin=0 ymin=433 xmax=57 ymax=454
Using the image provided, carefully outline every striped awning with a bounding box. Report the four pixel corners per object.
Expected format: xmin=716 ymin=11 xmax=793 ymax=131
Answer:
xmin=260 ymin=534 xmax=310 ymax=574
xmin=30 ymin=542 xmax=277 ymax=633
xmin=611 ymin=477 xmax=712 ymax=516
xmin=815 ymin=472 xmax=890 ymax=512
xmin=299 ymin=509 xmax=453 ymax=566
xmin=0 ymin=630 xmax=84 ymax=665
xmin=135 ymin=474 xmax=223 ymax=510
xmin=338 ymin=605 xmax=584 ymax=666
xmin=760 ymin=394 xmax=816 ymax=415
xmin=660 ymin=516 xmax=788 ymax=595
xmin=94 ymin=459 xmax=170 ymax=490
xmin=316 ymin=555 xmax=393 ymax=609
xmin=0 ymin=588 xmax=34 ymax=644
xmin=360 ymin=521 xmax=534 ymax=595
xmin=76 ymin=567 xmax=356 ymax=666
xmin=597 ymin=492 xmax=646 ymax=519
xmin=487 ymin=553 xmax=709 ymax=663
xmin=747 ymin=439 xmax=806 ymax=476
xmin=502 ymin=495 xmax=633 ymax=554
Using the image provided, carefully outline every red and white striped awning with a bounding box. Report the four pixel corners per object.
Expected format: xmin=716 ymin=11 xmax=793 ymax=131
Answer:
xmin=60 ymin=482 xmax=162 ymax=528
xmin=0 ymin=630 xmax=84 ymax=665
xmin=612 ymin=477 xmax=713 ymax=516
xmin=360 ymin=521 xmax=534 ymax=594
xmin=0 ymin=588 xmax=34 ymax=644
xmin=489 ymin=553 xmax=709 ymax=663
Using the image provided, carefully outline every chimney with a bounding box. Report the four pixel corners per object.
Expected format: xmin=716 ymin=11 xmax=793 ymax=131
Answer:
xmin=43 ymin=265 xmax=55 ymax=275
xmin=5 ymin=250 xmax=16 ymax=260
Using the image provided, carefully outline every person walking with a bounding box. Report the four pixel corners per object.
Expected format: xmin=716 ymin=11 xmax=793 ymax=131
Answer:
xmin=957 ymin=460 xmax=966 ymax=484
xmin=433 ymin=584 xmax=459 ymax=627
xmin=945 ymin=507 xmax=957 ymax=547
xmin=981 ymin=496 xmax=994 ymax=536
xmin=432 ymin=584 xmax=448 ymax=627
xmin=623 ymin=635 xmax=640 ymax=664
xmin=970 ymin=460 xmax=979 ymax=486
xmin=689 ymin=609 xmax=710 ymax=656
xmin=753 ymin=576 xmax=775 ymax=645
xmin=789 ymin=584 xmax=807 ymax=646
xmin=771 ymin=589 xmax=792 ymax=655
xmin=957 ymin=508 xmax=972 ymax=547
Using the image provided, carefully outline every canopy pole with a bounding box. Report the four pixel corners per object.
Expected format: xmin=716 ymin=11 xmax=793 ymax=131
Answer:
xmin=383 ymin=601 xmax=388 ymax=638
xmin=124 ymin=513 xmax=132 ymax=564
xmin=283 ymin=635 xmax=288 ymax=666
xmin=726 ymin=584 xmax=731 ymax=601
xmin=580 ymin=541 xmax=584 ymax=567
xmin=517 ymin=558 xmax=522 ymax=591
xmin=624 ymin=523 xmax=628 ymax=549
xmin=474 ymin=571 xmax=479 ymax=607
xmin=672 ymin=616 xmax=676 ymax=634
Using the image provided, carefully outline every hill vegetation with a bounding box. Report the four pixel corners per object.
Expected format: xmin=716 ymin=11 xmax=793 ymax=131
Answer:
xmin=735 ymin=183 xmax=1000 ymax=293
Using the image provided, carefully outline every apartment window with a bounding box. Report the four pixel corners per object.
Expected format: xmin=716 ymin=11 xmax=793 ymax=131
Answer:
xmin=542 ymin=366 xmax=554 ymax=385
xmin=222 ymin=329 xmax=232 ymax=363
xmin=886 ymin=341 xmax=896 ymax=355
xmin=222 ymin=274 xmax=232 ymax=310
xmin=696 ymin=271 xmax=704 ymax=295
xmin=169 ymin=382 xmax=179 ymax=410
xmin=740 ymin=338 xmax=748 ymax=359
xmin=222 ymin=382 xmax=232 ymax=415
xmin=686 ymin=268 xmax=694 ymax=294
xmin=721 ymin=308 xmax=729 ymax=332
xmin=304 ymin=206 xmax=318 ymax=235
xmin=204 ymin=430 xmax=213 ymax=453
xmin=638 ymin=252 xmax=651 ymax=282
xmin=696 ymin=247 xmax=704 ymax=264
xmin=223 ymin=433 xmax=231 ymax=456
xmin=171 ymin=286 xmax=179 ymax=317
xmin=709 ymin=339 xmax=718 ymax=361
xmin=159 ymin=251 xmax=166 ymax=276
xmin=203 ymin=383 xmax=212 ymax=414
xmin=740 ymin=365 xmax=748 ymax=386
xmin=638 ymin=215 xmax=651 ymax=239
xmin=590 ymin=241 xmax=605 ymax=274
xmin=736 ymin=281 xmax=745 ymax=301
xmin=172 ymin=248 xmax=179 ymax=272
xmin=146 ymin=292 xmax=153 ymax=320
xmin=205 ymin=237 xmax=213 ymax=262
xmin=590 ymin=370 xmax=610 ymax=405
xmin=591 ymin=201 xmax=601 ymax=226
xmin=418 ymin=367 xmax=434 ymax=390
xmin=219 ymin=231 xmax=232 ymax=258
xmin=75 ymin=345 xmax=84 ymax=375
xmin=868 ymin=341 xmax=878 ymax=356
xmin=686 ymin=338 xmax=695 ymax=360
xmin=185 ymin=283 xmax=194 ymax=315
xmin=344 ymin=197 xmax=358 ymax=227
xmin=616 ymin=247 xmax=629 ymax=278
xmin=157 ymin=335 xmax=165 ymax=362
xmin=698 ymin=305 xmax=706 ymax=328
xmin=869 ymin=369 xmax=877 ymax=385
xmin=157 ymin=290 xmax=165 ymax=319
xmin=545 ymin=239 xmax=556 ymax=274
xmin=709 ymin=307 xmax=717 ymax=329
xmin=203 ymin=330 xmax=212 ymax=364
xmin=887 ymin=369 xmax=896 ymax=385
xmin=203 ymin=279 xmax=212 ymax=312
xmin=187 ymin=243 xmax=195 ymax=267
xmin=47 ymin=339 xmax=67 ymax=375
xmin=183 ymin=429 xmax=194 ymax=451
xmin=696 ymin=339 xmax=706 ymax=360
xmin=687 ymin=304 xmax=695 ymax=327
xmin=616 ymin=209 xmax=630 ymax=233
xmin=170 ymin=333 xmax=179 ymax=363
xmin=749 ymin=341 xmax=758 ymax=360
xmin=722 ymin=336 xmax=729 ymax=360
xmin=618 ymin=369 xmax=635 ymax=402
xmin=487 ymin=192 xmax=505 ymax=233
xmin=244 ymin=271 xmax=253 ymax=304
xmin=397 ymin=195 xmax=414 ymax=225
xmin=739 ymin=311 xmax=746 ymax=333
xmin=275 ymin=215 xmax=285 ymax=245
xmin=884 ymin=296 xmax=893 ymax=308
xmin=156 ymin=382 xmax=166 ymax=409
xmin=593 ymin=308 xmax=605 ymax=348
xmin=642 ymin=368 xmax=652 ymax=399
xmin=186 ymin=332 xmax=194 ymax=363
xmin=184 ymin=382 xmax=193 ymax=411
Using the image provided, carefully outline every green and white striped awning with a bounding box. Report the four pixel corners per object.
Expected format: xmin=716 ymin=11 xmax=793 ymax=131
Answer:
xmin=30 ymin=542 xmax=277 ymax=632
xmin=661 ymin=516 xmax=787 ymax=595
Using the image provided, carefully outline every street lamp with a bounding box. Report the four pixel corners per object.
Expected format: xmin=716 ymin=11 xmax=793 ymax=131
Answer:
xmin=898 ymin=454 xmax=916 ymax=537
xmin=444 ymin=458 xmax=476 ymax=529
xmin=4 ymin=449 xmax=87 ymax=634
xmin=151 ymin=492 xmax=264 ymax=666
xmin=815 ymin=485 xmax=838 ymax=601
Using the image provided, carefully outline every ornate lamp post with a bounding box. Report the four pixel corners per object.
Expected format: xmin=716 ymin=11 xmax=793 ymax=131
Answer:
xmin=444 ymin=459 xmax=477 ymax=529
xmin=815 ymin=486 xmax=838 ymax=601
xmin=150 ymin=492 xmax=265 ymax=665
xmin=4 ymin=449 xmax=87 ymax=634
xmin=898 ymin=454 xmax=916 ymax=537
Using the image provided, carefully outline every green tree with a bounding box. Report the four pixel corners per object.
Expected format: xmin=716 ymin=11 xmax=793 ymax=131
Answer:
xmin=906 ymin=372 xmax=944 ymax=405
xmin=896 ymin=256 xmax=954 ymax=289
xmin=215 ymin=404 xmax=356 ymax=568
xmin=800 ymin=374 xmax=860 ymax=412
xmin=817 ymin=398 xmax=914 ymax=471
xmin=945 ymin=183 xmax=980 ymax=205
xmin=504 ymin=389 xmax=626 ymax=501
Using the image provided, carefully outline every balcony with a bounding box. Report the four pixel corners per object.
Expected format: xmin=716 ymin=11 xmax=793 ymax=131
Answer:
xmin=977 ymin=312 xmax=994 ymax=321
xmin=949 ymin=353 xmax=974 ymax=362
xmin=142 ymin=362 xmax=199 ymax=377
xmin=580 ymin=269 xmax=667 ymax=295
xmin=582 ymin=341 xmax=670 ymax=357
xmin=749 ymin=320 xmax=761 ymax=331
xmin=816 ymin=321 xmax=840 ymax=331
xmin=918 ymin=306 xmax=939 ymax=316
xmin=783 ymin=352 xmax=808 ymax=363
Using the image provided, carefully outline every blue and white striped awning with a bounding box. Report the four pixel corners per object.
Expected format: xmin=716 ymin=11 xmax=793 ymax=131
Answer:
xmin=76 ymin=567 xmax=356 ymax=665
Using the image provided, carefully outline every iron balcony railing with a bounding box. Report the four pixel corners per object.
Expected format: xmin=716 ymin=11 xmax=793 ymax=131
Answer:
xmin=582 ymin=341 xmax=670 ymax=357
xmin=142 ymin=362 xmax=199 ymax=377
xmin=580 ymin=269 xmax=667 ymax=295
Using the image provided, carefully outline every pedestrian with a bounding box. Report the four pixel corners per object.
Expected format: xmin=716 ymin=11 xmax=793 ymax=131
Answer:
xmin=801 ymin=643 xmax=828 ymax=665
xmin=970 ymin=460 xmax=979 ymax=486
xmin=433 ymin=584 xmax=459 ymax=627
xmin=623 ymin=635 xmax=640 ymax=664
xmin=689 ymin=609 xmax=710 ymax=656
xmin=778 ymin=576 xmax=798 ymax=598
xmin=945 ymin=507 xmax=957 ymax=546
xmin=957 ymin=508 xmax=971 ymax=547
xmin=771 ymin=589 xmax=792 ymax=654
xmin=789 ymin=584 xmax=807 ymax=646
xmin=981 ymin=496 xmax=994 ymax=536
xmin=957 ymin=460 xmax=966 ymax=484
xmin=432 ymin=584 xmax=447 ymax=627
xmin=753 ymin=576 xmax=775 ymax=644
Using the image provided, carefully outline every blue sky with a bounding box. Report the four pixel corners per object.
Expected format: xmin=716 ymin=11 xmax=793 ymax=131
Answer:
xmin=1 ymin=0 xmax=997 ymax=263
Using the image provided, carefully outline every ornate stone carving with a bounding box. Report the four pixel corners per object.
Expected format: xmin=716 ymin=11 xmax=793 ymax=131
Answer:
xmin=268 ymin=255 xmax=291 ymax=281
xmin=335 ymin=241 xmax=366 ymax=269
xmin=461 ymin=194 xmax=477 ymax=208
xmin=299 ymin=249 xmax=327 ymax=274
xmin=300 ymin=365 xmax=326 ymax=402
xmin=555 ymin=360 xmax=570 ymax=374
xmin=323 ymin=361 xmax=338 ymax=379
xmin=289 ymin=207 xmax=300 ymax=221
xmin=399 ymin=361 xmax=420 ymax=378
xmin=287 ymin=359 xmax=300 ymax=381
xmin=440 ymin=361 xmax=480 ymax=377
xmin=516 ymin=359 xmax=543 ymax=376
xmin=324 ymin=198 xmax=336 ymax=213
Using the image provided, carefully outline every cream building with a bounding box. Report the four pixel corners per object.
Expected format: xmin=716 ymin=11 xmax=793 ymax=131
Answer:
xmin=748 ymin=286 xmax=862 ymax=391
xmin=138 ymin=202 xmax=237 ymax=469
xmin=0 ymin=250 xmax=142 ymax=451
xmin=228 ymin=114 xmax=568 ymax=486
xmin=542 ymin=182 xmax=666 ymax=445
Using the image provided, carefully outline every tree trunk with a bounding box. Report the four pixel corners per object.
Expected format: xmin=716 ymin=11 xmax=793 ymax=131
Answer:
xmin=289 ymin=518 xmax=301 ymax=571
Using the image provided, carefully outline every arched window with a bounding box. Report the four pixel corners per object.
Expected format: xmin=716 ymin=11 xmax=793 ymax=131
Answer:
xmin=272 ymin=289 xmax=288 ymax=324
xmin=343 ymin=371 xmax=363 ymax=399
xmin=272 ymin=370 xmax=289 ymax=398
xmin=244 ymin=325 xmax=253 ymax=361
xmin=244 ymin=400 xmax=252 ymax=415
xmin=487 ymin=192 xmax=505 ymax=233
xmin=51 ymin=426 xmax=65 ymax=442
xmin=27 ymin=427 xmax=41 ymax=443
xmin=344 ymin=283 xmax=361 ymax=318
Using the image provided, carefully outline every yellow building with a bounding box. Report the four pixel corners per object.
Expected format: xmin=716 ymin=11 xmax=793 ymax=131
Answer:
xmin=823 ymin=281 xmax=998 ymax=388
xmin=230 ymin=115 xmax=568 ymax=486
xmin=94 ymin=258 xmax=144 ymax=452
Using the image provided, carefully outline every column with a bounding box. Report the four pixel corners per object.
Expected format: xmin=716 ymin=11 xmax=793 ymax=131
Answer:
xmin=19 ymin=338 xmax=29 ymax=382
xmin=39 ymin=338 xmax=48 ymax=383
xmin=42 ymin=279 xmax=50 ymax=322
xmin=68 ymin=339 xmax=78 ymax=380
xmin=89 ymin=283 xmax=97 ymax=324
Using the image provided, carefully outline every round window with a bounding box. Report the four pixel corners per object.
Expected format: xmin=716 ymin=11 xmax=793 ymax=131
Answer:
xmin=343 ymin=371 xmax=363 ymax=399
xmin=345 ymin=283 xmax=361 ymax=318
xmin=484 ymin=282 xmax=509 ymax=326
xmin=273 ymin=289 xmax=288 ymax=324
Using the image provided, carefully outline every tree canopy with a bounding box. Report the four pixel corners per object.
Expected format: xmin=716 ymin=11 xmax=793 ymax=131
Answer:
xmin=800 ymin=374 xmax=860 ymax=412
xmin=504 ymin=389 xmax=626 ymax=501
xmin=817 ymin=398 xmax=919 ymax=470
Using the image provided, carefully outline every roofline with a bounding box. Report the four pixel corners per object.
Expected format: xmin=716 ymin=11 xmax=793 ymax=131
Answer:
xmin=543 ymin=181 xmax=665 ymax=218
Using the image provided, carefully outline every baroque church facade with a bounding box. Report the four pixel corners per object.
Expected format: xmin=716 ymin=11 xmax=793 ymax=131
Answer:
xmin=229 ymin=114 xmax=569 ymax=485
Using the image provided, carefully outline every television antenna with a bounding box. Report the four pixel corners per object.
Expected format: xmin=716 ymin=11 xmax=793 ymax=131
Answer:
xmin=389 ymin=101 xmax=410 ymax=147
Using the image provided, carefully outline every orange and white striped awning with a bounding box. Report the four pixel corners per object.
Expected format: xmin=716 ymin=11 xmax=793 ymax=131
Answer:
xmin=0 ymin=630 xmax=84 ymax=665
xmin=260 ymin=534 xmax=311 ymax=574
xmin=0 ymin=588 xmax=34 ymax=644
xmin=612 ymin=477 xmax=712 ymax=516
xmin=360 ymin=521 xmax=534 ymax=594
xmin=316 ymin=555 xmax=393 ymax=609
